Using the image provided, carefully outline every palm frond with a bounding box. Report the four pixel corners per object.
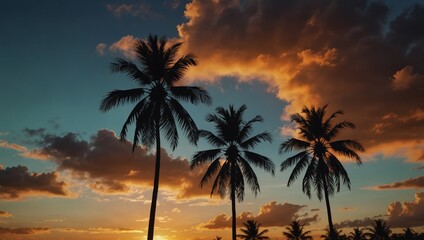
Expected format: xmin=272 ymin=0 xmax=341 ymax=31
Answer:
xmin=198 ymin=130 xmax=226 ymax=147
xmin=238 ymin=156 xmax=260 ymax=196
xmin=280 ymin=151 xmax=309 ymax=171
xmin=169 ymin=98 xmax=199 ymax=144
xmin=120 ymin=97 xmax=148 ymax=141
xmin=329 ymin=140 xmax=364 ymax=163
xmin=164 ymin=55 xmax=197 ymax=84
xmin=279 ymin=138 xmax=310 ymax=154
xmin=99 ymin=88 xmax=145 ymax=112
xmin=191 ymin=149 xmax=223 ymax=169
xmin=287 ymin=153 xmax=310 ymax=187
xmin=170 ymin=86 xmax=212 ymax=105
xmin=243 ymin=151 xmax=275 ymax=175
xmin=240 ymin=132 xmax=272 ymax=149
xmin=199 ymin=157 xmax=222 ymax=189
xmin=237 ymin=115 xmax=263 ymax=143
xmin=110 ymin=58 xmax=150 ymax=85
xmin=161 ymin=103 xmax=178 ymax=150
xmin=325 ymin=121 xmax=355 ymax=141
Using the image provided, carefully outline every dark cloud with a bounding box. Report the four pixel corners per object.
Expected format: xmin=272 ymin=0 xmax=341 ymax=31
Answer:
xmin=0 ymin=166 xmax=67 ymax=199
xmin=371 ymin=176 xmax=424 ymax=190
xmin=177 ymin=0 xmax=424 ymax=162
xmin=387 ymin=192 xmax=424 ymax=227
xmin=0 ymin=211 xmax=12 ymax=217
xmin=335 ymin=192 xmax=424 ymax=228
xmin=0 ymin=227 xmax=50 ymax=235
xmin=23 ymin=128 xmax=46 ymax=137
xmin=31 ymin=129 xmax=209 ymax=198
xmin=199 ymin=201 xmax=318 ymax=229
xmin=334 ymin=217 xmax=376 ymax=229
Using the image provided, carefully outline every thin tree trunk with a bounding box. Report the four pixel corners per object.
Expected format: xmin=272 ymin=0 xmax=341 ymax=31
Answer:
xmin=147 ymin=119 xmax=161 ymax=240
xmin=231 ymin=163 xmax=237 ymax=240
xmin=323 ymin=176 xmax=334 ymax=240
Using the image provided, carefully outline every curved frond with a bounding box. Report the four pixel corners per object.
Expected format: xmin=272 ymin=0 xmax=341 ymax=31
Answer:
xmin=287 ymin=153 xmax=310 ymax=187
xmin=243 ymin=151 xmax=275 ymax=175
xmin=100 ymin=88 xmax=145 ymax=112
xmin=164 ymin=55 xmax=197 ymax=84
xmin=161 ymin=103 xmax=178 ymax=150
xmin=238 ymin=156 xmax=260 ymax=196
xmin=329 ymin=139 xmax=364 ymax=163
xmin=198 ymin=130 xmax=226 ymax=147
xmin=279 ymin=138 xmax=310 ymax=154
xmin=237 ymin=115 xmax=263 ymax=143
xmin=280 ymin=151 xmax=309 ymax=172
xmin=169 ymin=98 xmax=199 ymax=144
xmin=110 ymin=58 xmax=150 ymax=85
xmin=120 ymin=97 xmax=148 ymax=140
xmin=199 ymin=157 xmax=222 ymax=189
xmin=191 ymin=149 xmax=223 ymax=169
xmin=240 ymin=132 xmax=272 ymax=150
xmin=170 ymin=86 xmax=212 ymax=105
xmin=325 ymin=121 xmax=355 ymax=141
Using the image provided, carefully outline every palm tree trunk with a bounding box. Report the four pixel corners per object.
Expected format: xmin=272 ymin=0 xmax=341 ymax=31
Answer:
xmin=231 ymin=163 xmax=237 ymax=240
xmin=323 ymin=176 xmax=335 ymax=240
xmin=147 ymin=119 xmax=161 ymax=240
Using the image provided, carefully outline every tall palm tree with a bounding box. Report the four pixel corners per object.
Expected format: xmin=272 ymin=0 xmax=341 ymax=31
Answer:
xmin=282 ymin=220 xmax=313 ymax=240
xmin=191 ymin=105 xmax=275 ymax=240
xmin=348 ymin=227 xmax=366 ymax=240
xmin=279 ymin=105 xmax=364 ymax=240
xmin=365 ymin=219 xmax=391 ymax=240
xmin=237 ymin=220 xmax=270 ymax=240
xmin=100 ymin=35 xmax=211 ymax=240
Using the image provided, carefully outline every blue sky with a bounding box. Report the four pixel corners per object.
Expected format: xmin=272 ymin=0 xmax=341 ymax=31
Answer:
xmin=0 ymin=0 xmax=423 ymax=239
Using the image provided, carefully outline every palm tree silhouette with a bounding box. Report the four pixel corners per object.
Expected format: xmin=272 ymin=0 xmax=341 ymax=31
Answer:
xmin=282 ymin=220 xmax=313 ymax=240
xmin=402 ymin=227 xmax=417 ymax=240
xmin=321 ymin=228 xmax=344 ymax=240
xmin=100 ymin=35 xmax=211 ymax=240
xmin=279 ymin=105 xmax=364 ymax=240
xmin=365 ymin=219 xmax=391 ymax=240
xmin=237 ymin=220 xmax=270 ymax=240
xmin=191 ymin=105 xmax=275 ymax=240
xmin=348 ymin=227 xmax=366 ymax=240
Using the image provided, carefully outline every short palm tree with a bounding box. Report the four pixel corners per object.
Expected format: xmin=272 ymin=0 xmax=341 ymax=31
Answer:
xmin=100 ymin=35 xmax=211 ymax=240
xmin=280 ymin=105 xmax=364 ymax=240
xmin=237 ymin=220 xmax=270 ymax=240
xmin=321 ymin=228 xmax=344 ymax=240
xmin=191 ymin=105 xmax=275 ymax=240
xmin=365 ymin=219 xmax=391 ymax=240
xmin=282 ymin=220 xmax=313 ymax=240
xmin=348 ymin=227 xmax=366 ymax=240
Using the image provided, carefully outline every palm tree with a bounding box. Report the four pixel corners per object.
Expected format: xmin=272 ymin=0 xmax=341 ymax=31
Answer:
xmin=282 ymin=220 xmax=313 ymax=240
xmin=279 ymin=105 xmax=364 ymax=240
xmin=402 ymin=227 xmax=417 ymax=240
xmin=100 ymin=35 xmax=211 ymax=240
xmin=365 ymin=219 xmax=391 ymax=240
xmin=237 ymin=220 xmax=270 ymax=240
xmin=321 ymin=228 xmax=344 ymax=240
xmin=348 ymin=227 xmax=366 ymax=240
xmin=191 ymin=105 xmax=275 ymax=240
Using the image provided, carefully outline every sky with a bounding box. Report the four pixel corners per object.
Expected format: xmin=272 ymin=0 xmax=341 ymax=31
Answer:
xmin=0 ymin=0 xmax=423 ymax=239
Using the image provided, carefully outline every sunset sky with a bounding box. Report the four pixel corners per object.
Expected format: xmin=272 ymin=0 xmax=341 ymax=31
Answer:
xmin=1 ymin=0 xmax=423 ymax=239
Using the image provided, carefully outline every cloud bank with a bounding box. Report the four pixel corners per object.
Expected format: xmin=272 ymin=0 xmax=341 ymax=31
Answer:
xmin=198 ymin=201 xmax=318 ymax=229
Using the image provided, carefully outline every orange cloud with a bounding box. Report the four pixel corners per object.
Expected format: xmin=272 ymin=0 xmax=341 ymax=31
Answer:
xmin=198 ymin=201 xmax=318 ymax=229
xmin=387 ymin=192 xmax=424 ymax=227
xmin=174 ymin=0 xmax=424 ymax=162
xmin=369 ymin=176 xmax=424 ymax=190
xmin=109 ymin=35 xmax=138 ymax=58
xmin=0 ymin=227 xmax=50 ymax=235
xmin=391 ymin=66 xmax=423 ymax=90
xmin=0 ymin=165 xmax=68 ymax=199
xmin=0 ymin=211 xmax=12 ymax=218
xmin=0 ymin=140 xmax=50 ymax=160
